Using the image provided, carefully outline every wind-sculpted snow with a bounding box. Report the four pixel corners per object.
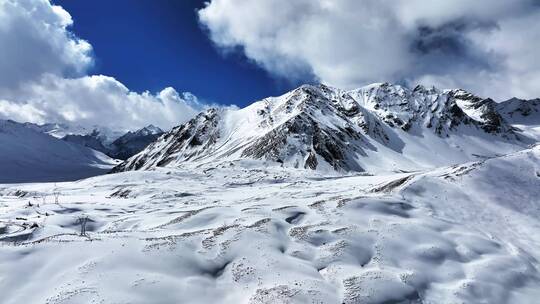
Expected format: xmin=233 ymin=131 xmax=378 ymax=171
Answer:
xmin=2 ymin=149 xmax=540 ymax=303
xmin=115 ymin=83 xmax=533 ymax=174
xmin=401 ymin=144 xmax=540 ymax=261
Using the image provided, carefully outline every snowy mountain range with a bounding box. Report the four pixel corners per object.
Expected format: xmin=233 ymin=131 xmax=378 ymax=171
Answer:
xmin=2 ymin=83 xmax=540 ymax=303
xmin=62 ymin=124 xmax=163 ymax=160
xmin=23 ymin=121 xmax=163 ymax=160
xmin=3 ymin=82 xmax=539 ymax=181
xmin=23 ymin=122 xmax=125 ymax=143
xmin=0 ymin=121 xmax=163 ymax=183
xmin=0 ymin=120 xmax=117 ymax=183
xmin=113 ymin=83 xmax=539 ymax=174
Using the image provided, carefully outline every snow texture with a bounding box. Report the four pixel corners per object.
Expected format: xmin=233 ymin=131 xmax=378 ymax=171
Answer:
xmin=1 ymin=146 xmax=540 ymax=303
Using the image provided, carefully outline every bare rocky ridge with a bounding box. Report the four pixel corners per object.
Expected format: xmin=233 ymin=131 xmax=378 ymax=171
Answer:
xmin=113 ymin=83 xmax=536 ymax=173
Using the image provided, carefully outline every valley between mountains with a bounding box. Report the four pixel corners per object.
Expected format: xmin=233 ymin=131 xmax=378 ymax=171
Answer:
xmin=1 ymin=83 xmax=540 ymax=303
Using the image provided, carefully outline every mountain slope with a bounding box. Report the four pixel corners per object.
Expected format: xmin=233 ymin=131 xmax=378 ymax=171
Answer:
xmin=62 ymin=130 xmax=111 ymax=155
xmin=108 ymin=125 xmax=163 ymax=160
xmin=24 ymin=122 xmax=125 ymax=142
xmin=61 ymin=125 xmax=163 ymax=160
xmin=496 ymin=97 xmax=540 ymax=124
xmin=114 ymin=83 xmax=531 ymax=174
xmin=347 ymin=83 xmax=513 ymax=135
xmin=401 ymin=144 xmax=540 ymax=261
xmin=0 ymin=120 xmax=117 ymax=183
xmin=495 ymin=97 xmax=540 ymax=141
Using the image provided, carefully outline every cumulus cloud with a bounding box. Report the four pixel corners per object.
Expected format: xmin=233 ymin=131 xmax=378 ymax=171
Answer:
xmin=0 ymin=75 xmax=202 ymax=130
xmin=0 ymin=0 xmax=201 ymax=130
xmin=199 ymin=0 xmax=540 ymax=100
xmin=0 ymin=0 xmax=92 ymax=92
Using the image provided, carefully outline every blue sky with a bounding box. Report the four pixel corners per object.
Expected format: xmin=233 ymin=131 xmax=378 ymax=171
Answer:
xmin=53 ymin=0 xmax=305 ymax=107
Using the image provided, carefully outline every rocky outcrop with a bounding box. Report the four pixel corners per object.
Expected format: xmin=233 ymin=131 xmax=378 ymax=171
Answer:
xmin=112 ymin=83 xmax=530 ymax=173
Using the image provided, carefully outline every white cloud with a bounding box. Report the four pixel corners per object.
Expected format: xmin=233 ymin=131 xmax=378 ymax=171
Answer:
xmin=0 ymin=74 xmax=201 ymax=130
xmin=199 ymin=0 xmax=540 ymax=100
xmin=0 ymin=0 xmax=92 ymax=92
xmin=0 ymin=0 xmax=202 ymax=130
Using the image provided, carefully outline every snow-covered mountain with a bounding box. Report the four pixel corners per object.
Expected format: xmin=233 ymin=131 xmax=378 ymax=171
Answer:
xmin=0 ymin=120 xmax=117 ymax=183
xmin=24 ymin=122 xmax=125 ymax=143
xmin=496 ymin=97 xmax=540 ymax=124
xmin=494 ymin=97 xmax=540 ymax=141
xmin=23 ymin=122 xmax=88 ymax=139
xmin=114 ymin=83 xmax=533 ymax=174
xmin=62 ymin=129 xmax=111 ymax=155
xmin=60 ymin=125 xmax=163 ymax=160
xmin=107 ymin=125 xmax=164 ymax=160
xmin=0 ymin=120 xmax=161 ymax=182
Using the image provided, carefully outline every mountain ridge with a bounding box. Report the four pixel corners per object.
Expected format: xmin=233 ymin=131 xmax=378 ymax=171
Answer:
xmin=113 ymin=83 xmax=538 ymax=174
xmin=0 ymin=119 xmax=117 ymax=183
xmin=55 ymin=124 xmax=163 ymax=160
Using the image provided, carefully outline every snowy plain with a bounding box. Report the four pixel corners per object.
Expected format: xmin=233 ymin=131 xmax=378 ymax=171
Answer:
xmin=1 ymin=146 xmax=540 ymax=303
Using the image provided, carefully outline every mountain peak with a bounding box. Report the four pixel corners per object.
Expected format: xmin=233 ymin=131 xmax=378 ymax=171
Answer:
xmin=143 ymin=124 xmax=163 ymax=133
xmin=112 ymin=83 xmax=532 ymax=174
xmin=134 ymin=124 xmax=163 ymax=137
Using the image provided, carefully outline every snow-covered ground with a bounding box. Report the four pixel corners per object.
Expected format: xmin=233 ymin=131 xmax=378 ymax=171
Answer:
xmin=1 ymin=146 xmax=540 ymax=303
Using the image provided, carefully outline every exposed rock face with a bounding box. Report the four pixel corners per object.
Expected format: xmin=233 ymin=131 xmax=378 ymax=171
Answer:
xmin=349 ymin=83 xmax=513 ymax=136
xmin=239 ymin=86 xmax=373 ymax=171
xmin=113 ymin=83 xmax=532 ymax=173
xmin=450 ymin=90 xmax=511 ymax=134
xmin=112 ymin=110 xmax=220 ymax=171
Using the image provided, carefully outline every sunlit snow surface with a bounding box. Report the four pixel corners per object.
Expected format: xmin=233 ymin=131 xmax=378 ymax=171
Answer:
xmin=1 ymin=147 xmax=540 ymax=303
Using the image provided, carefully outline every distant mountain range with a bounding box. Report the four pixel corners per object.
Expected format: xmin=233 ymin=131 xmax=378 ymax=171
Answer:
xmin=62 ymin=124 xmax=163 ymax=160
xmin=22 ymin=121 xmax=163 ymax=160
xmin=2 ymin=82 xmax=539 ymax=182
xmin=23 ymin=122 xmax=125 ymax=143
xmin=0 ymin=120 xmax=116 ymax=183
xmin=0 ymin=121 xmax=163 ymax=183
xmin=113 ymin=83 xmax=540 ymax=174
